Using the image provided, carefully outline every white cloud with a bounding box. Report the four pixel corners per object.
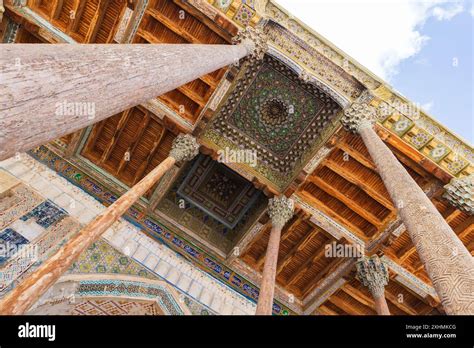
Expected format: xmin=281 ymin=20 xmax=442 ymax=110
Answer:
xmin=274 ymin=0 xmax=465 ymax=81
xmin=421 ymin=101 xmax=434 ymax=111
xmin=431 ymin=3 xmax=464 ymax=20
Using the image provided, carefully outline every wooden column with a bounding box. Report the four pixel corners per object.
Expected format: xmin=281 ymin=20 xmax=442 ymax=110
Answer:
xmin=256 ymin=196 xmax=294 ymax=315
xmin=356 ymin=256 xmax=390 ymax=315
xmin=342 ymin=92 xmax=474 ymax=315
xmin=0 ymin=42 xmax=254 ymax=160
xmin=0 ymin=135 xmax=199 ymax=315
xmin=0 ymin=0 xmax=4 ymax=24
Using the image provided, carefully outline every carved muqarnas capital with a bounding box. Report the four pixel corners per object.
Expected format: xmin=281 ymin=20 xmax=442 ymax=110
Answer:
xmin=356 ymin=255 xmax=389 ymax=298
xmin=443 ymin=174 xmax=474 ymax=214
xmin=169 ymin=134 xmax=200 ymax=162
xmin=232 ymin=26 xmax=268 ymax=60
xmin=341 ymin=91 xmax=377 ymax=133
xmin=268 ymin=196 xmax=294 ymax=228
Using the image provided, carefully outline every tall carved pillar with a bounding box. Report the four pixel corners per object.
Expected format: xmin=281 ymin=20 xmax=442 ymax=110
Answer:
xmin=0 ymin=135 xmax=200 ymax=315
xmin=0 ymin=26 xmax=267 ymax=160
xmin=342 ymin=93 xmax=474 ymax=315
xmin=443 ymin=174 xmax=474 ymax=214
xmin=356 ymin=256 xmax=390 ymax=315
xmin=256 ymin=196 xmax=294 ymax=315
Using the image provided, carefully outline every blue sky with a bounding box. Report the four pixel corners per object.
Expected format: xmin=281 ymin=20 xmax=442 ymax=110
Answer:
xmin=276 ymin=0 xmax=473 ymax=144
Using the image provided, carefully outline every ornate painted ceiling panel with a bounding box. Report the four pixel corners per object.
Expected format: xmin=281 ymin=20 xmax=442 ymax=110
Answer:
xmin=156 ymin=155 xmax=267 ymax=254
xmin=178 ymin=155 xmax=261 ymax=229
xmin=202 ymin=54 xmax=342 ymax=190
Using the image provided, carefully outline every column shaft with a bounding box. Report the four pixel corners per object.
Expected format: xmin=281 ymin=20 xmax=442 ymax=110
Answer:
xmin=0 ymin=156 xmax=176 ymax=314
xmin=256 ymin=225 xmax=282 ymax=315
xmin=374 ymin=295 xmax=390 ymax=315
xmin=359 ymin=126 xmax=474 ymax=315
xmin=0 ymin=43 xmax=252 ymax=160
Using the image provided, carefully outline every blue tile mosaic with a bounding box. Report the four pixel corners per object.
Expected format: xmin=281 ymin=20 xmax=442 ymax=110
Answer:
xmin=0 ymin=228 xmax=29 ymax=266
xmin=20 ymin=200 xmax=67 ymax=229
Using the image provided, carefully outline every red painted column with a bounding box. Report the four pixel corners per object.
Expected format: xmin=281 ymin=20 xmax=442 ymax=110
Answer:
xmin=256 ymin=196 xmax=294 ymax=315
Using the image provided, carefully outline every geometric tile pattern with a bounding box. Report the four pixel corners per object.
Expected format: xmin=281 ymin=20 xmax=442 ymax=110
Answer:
xmin=76 ymin=279 xmax=184 ymax=315
xmin=177 ymin=155 xmax=262 ymax=229
xmin=72 ymin=299 xmax=163 ymax=316
xmin=20 ymin=200 xmax=67 ymax=229
xmin=69 ymin=239 xmax=156 ymax=280
xmin=0 ymin=184 xmax=44 ymax=230
xmin=210 ymin=55 xmax=341 ymax=175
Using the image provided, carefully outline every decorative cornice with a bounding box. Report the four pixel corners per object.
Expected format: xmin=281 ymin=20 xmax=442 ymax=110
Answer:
xmin=356 ymin=255 xmax=389 ymax=298
xmin=169 ymin=134 xmax=200 ymax=162
xmin=232 ymin=26 xmax=268 ymax=60
xmin=381 ymin=256 xmax=438 ymax=300
xmin=443 ymin=174 xmax=474 ymax=214
xmin=292 ymin=194 xmax=365 ymax=247
xmin=267 ymin=196 xmax=294 ymax=228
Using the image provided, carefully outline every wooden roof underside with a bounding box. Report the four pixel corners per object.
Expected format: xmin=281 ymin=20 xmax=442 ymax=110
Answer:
xmin=3 ymin=0 xmax=473 ymax=315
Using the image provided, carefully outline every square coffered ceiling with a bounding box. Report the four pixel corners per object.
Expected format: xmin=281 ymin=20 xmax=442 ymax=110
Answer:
xmin=155 ymin=155 xmax=267 ymax=254
xmin=203 ymin=55 xmax=342 ymax=189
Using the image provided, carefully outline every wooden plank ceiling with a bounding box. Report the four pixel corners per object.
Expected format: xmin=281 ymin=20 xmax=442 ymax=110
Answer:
xmin=132 ymin=0 xmax=230 ymax=123
xmin=81 ymin=106 xmax=176 ymax=192
xmin=29 ymin=0 xmax=127 ymax=43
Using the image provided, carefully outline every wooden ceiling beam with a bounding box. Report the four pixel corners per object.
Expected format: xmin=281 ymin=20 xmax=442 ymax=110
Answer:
xmin=146 ymin=8 xmax=199 ymax=44
xmin=172 ymin=0 xmax=236 ymax=42
xmin=116 ymin=113 xmax=150 ymax=176
xmin=254 ymin=217 xmax=304 ymax=269
xmin=385 ymin=291 xmax=418 ymax=315
xmin=335 ymin=142 xmax=377 ymax=171
xmin=85 ymin=0 xmax=109 ymax=43
xmin=51 ymin=0 xmax=65 ymax=20
xmin=317 ymin=305 xmax=338 ymax=315
xmin=454 ymin=216 xmax=474 ymax=237
xmin=100 ymin=109 xmax=131 ymax=165
xmin=323 ymin=159 xmax=394 ymax=210
xmin=285 ymin=245 xmax=328 ymax=287
xmin=327 ymin=296 xmax=365 ymax=315
xmin=397 ymin=243 xmax=417 ymax=263
xmin=309 ymin=176 xmax=384 ymax=228
xmin=132 ymin=126 xmax=167 ymax=185
xmin=276 ymin=225 xmax=319 ymax=275
xmin=83 ymin=121 xmax=106 ymax=156
xmin=302 ymin=257 xmax=345 ymax=297
xmin=442 ymin=204 xmax=458 ymax=223
xmin=299 ymin=191 xmax=368 ymax=239
xmin=67 ymin=0 xmax=87 ymax=34
xmin=341 ymin=284 xmax=375 ymax=309
xmin=135 ymin=29 xmax=218 ymax=89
